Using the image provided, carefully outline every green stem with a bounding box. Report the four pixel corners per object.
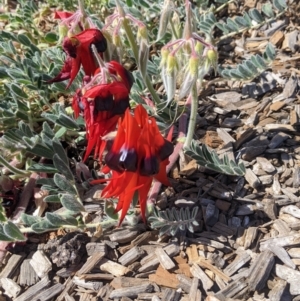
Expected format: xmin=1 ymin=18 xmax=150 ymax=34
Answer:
xmin=20 ymin=219 xmax=118 ymax=234
xmin=183 ymin=84 xmax=198 ymax=149
xmin=78 ymin=0 xmax=87 ymax=17
xmin=213 ymin=0 xmax=235 ymax=13
xmin=27 ymin=101 xmax=34 ymax=131
xmin=122 ymin=19 xmax=161 ymax=105
xmin=169 ymin=18 xmax=179 ymax=40
xmin=0 ymin=155 xmax=31 ymax=176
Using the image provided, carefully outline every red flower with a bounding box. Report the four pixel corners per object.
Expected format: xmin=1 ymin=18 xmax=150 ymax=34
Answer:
xmin=82 ymin=82 xmax=130 ymax=161
xmin=48 ymin=29 xmax=107 ymax=88
xmin=93 ymin=105 xmax=174 ymax=225
xmin=54 ymin=11 xmax=73 ymax=20
xmin=72 ymin=61 xmax=133 ymax=161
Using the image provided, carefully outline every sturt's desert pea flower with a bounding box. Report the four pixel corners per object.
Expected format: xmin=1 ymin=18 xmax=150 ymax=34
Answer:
xmin=93 ymin=105 xmax=174 ymax=225
xmin=72 ymin=59 xmax=133 ymax=161
xmin=48 ymin=29 xmax=107 ymax=88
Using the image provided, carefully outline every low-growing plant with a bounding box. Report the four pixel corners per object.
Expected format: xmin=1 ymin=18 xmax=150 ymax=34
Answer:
xmin=0 ymin=0 xmax=287 ymax=241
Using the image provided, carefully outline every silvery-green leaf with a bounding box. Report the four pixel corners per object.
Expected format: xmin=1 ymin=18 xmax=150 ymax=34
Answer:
xmin=249 ymin=8 xmax=264 ymax=23
xmin=56 ymin=113 xmax=79 ymax=129
xmin=21 ymin=213 xmax=41 ymax=226
xmin=17 ymin=33 xmax=32 ymax=46
xmin=262 ymin=3 xmax=274 ymax=17
xmin=44 ymin=195 xmax=61 ymax=203
xmin=264 ymin=43 xmax=276 ymax=61
xmin=46 ymin=212 xmax=78 ymax=227
xmin=60 ymin=194 xmax=85 ymax=213
xmin=251 ymin=54 xmax=267 ymax=70
xmin=53 ymin=174 xmax=76 ymax=194
xmin=10 ymin=83 xmax=28 ymax=99
xmin=31 ymin=220 xmax=58 ymax=233
xmin=226 ymin=19 xmax=239 ymax=32
xmin=235 ymin=16 xmax=248 ymax=27
xmin=215 ymin=22 xmax=229 ymax=34
xmin=3 ymin=221 xmax=26 ymax=241
xmin=245 ymin=60 xmax=258 ymax=74
xmin=159 ymin=225 xmax=171 ymax=236
xmin=53 ymin=154 xmax=74 ymax=181
xmin=52 ymin=137 xmax=68 ymax=163
xmin=243 ymin=12 xmax=253 ymax=27
xmin=237 ymin=64 xmax=253 ymax=78
xmin=27 ymin=163 xmax=57 ymax=173
xmin=185 ymin=140 xmax=245 ymax=176
xmin=42 ymin=122 xmax=54 ymax=138
xmin=273 ymin=0 xmax=286 ymax=11
xmin=0 ymin=224 xmax=13 ymax=241
xmin=228 ymin=69 xmax=244 ymax=80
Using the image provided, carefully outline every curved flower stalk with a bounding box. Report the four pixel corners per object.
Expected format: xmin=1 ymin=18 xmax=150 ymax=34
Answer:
xmin=160 ymin=0 xmax=217 ymax=104
xmin=72 ymin=49 xmax=134 ymax=161
xmin=102 ymin=0 xmax=161 ymax=105
xmin=156 ymin=0 xmax=180 ymax=41
xmin=54 ymin=0 xmax=95 ymax=38
xmin=92 ymin=105 xmax=174 ymax=225
xmin=159 ymin=0 xmax=218 ymax=149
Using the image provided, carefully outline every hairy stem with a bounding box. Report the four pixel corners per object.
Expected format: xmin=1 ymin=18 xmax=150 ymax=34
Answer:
xmin=122 ymin=19 xmax=161 ymax=105
xmin=214 ymin=0 xmax=235 ymax=13
xmin=0 ymin=155 xmax=30 ymax=176
xmin=78 ymin=0 xmax=87 ymax=17
xmin=19 ymin=219 xmax=117 ymax=234
xmin=183 ymin=84 xmax=198 ymax=149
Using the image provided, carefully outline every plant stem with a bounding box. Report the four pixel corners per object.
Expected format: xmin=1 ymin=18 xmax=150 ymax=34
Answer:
xmin=0 ymin=155 xmax=30 ymax=176
xmin=169 ymin=18 xmax=179 ymax=40
xmin=27 ymin=101 xmax=34 ymax=131
xmin=148 ymin=108 xmax=188 ymax=203
xmin=20 ymin=219 xmax=118 ymax=233
xmin=78 ymin=0 xmax=87 ymax=17
xmin=122 ymin=19 xmax=161 ymax=105
xmin=213 ymin=0 xmax=235 ymax=13
xmin=183 ymin=84 xmax=198 ymax=149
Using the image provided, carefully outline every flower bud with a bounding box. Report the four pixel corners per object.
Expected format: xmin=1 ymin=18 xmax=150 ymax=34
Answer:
xmin=166 ymin=53 xmax=177 ymax=74
xmin=206 ymin=48 xmax=218 ymax=74
xmin=195 ymin=41 xmax=204 ymax=56
xmin=160 ymin=48 xmax=169 ymax=68
xmin=207 ymin=48 xmax=218 ymax=64
xmin=58 ymin=24 xmax=69 ymax=43
xmin=113 ymin=32 xmax=122 ymax=48
xmin=188 ymin=55 xmax=199 ymax=76
xmin=137 ymin=25 xmax=148 ymax=42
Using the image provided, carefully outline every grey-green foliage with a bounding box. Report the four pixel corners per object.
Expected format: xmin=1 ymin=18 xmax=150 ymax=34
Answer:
xmin=185 ymin=140 xmax=246 ymax=176
xmin=0 ymin=137 xmax=84 ymax=239
xmin=219 ymin=43 xmax=276 ymax=80
xmin=198 ymin=0 xmax=287 ymax=37
xmin=20 ymin=211 xmax=79 ymax=234
xmin=0 ymin=0 xmax=82 ymax=131
xmin=149 ymin=207 xmax=199 ymax=236
xmin=0 ymin=221 xmax=26 ymax=242
xmin=1 ymin=114 xmax=79 ymax=160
